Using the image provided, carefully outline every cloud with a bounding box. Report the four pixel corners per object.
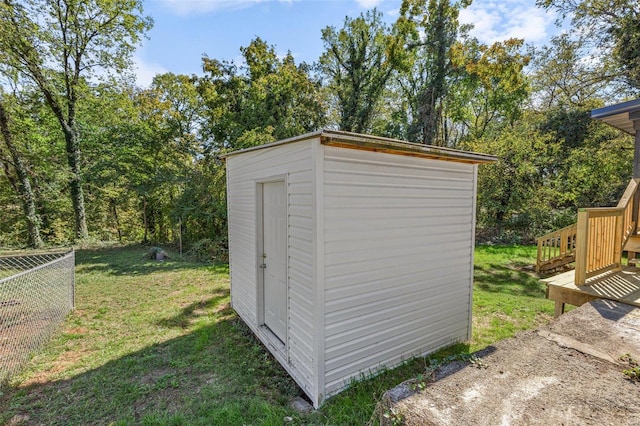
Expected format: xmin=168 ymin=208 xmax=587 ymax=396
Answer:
xmin=355 ymin=0 xmax=384 ymax=8
xmin=459 ymin=0 xmax=556 ymax=45
xmin=160 ymin=0 xmax=295 ymax=16
xmin=133 ymin=56 xmax=169 ymax=88
xmin=386 ymin=8 xmax=400 ymax=17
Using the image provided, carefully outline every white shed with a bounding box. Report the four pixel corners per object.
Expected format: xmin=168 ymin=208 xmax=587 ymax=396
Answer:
xmin=222 ymin=130 xmax=496 ymax=407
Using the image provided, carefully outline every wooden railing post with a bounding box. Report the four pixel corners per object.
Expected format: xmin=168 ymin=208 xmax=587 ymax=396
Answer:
xmin=575 ymin=209 xmax=589 ymax=286
xmin=614 ymin=211 xmax=624 ymax=269
xmin=536 ymin=239 xmax=543 ymax=273
xmin=630 ymin=181 xmax=638 ymax=258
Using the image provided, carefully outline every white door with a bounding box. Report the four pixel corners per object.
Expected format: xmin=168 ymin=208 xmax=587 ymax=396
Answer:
xmin=262 ymin=181 xmax=287 ymax=342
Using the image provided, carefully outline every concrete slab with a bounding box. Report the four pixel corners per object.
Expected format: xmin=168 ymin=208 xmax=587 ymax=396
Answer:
xmin=385 ymin=300 xmax=640 ymax=426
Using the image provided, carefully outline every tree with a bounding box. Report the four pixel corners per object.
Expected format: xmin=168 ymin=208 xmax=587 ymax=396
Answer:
xmin=200 ymin=37 xmax=325 ymax=151
xmin=529 ymin=34 xmax=619 ymax=109
xmin=538 ymin=0 xmax=640 ymax=91
xmin=448 ymin=38 xmax=530 ymax=139
xmin=463 ymin=117 xmax=564 ymax=241
xmin=0 ymin=0 xmax=152 ymax=239
xmin=319 ymin=9 xmax=406 ymax=133
xmin=397 ymin=0 xmax=471 ymax=145
xmin=0 ymin=93 xmax=43 ymax=247
xmin=83 ymin=76 xmax=201 ymax=243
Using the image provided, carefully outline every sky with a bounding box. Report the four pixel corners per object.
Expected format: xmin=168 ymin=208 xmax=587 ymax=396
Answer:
xmin=134 ymin=0 xmax=560 ymax=87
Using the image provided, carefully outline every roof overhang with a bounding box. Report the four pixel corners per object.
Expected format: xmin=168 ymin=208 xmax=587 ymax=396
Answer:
xmin=591 ymin=98 xmax=640 ymax=135
xmin=220 ymin=129 xmax=497 ymax=164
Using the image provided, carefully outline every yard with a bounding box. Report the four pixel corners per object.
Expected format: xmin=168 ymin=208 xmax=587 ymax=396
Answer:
xmin=0 ymin=244 xmax=554 ymax=425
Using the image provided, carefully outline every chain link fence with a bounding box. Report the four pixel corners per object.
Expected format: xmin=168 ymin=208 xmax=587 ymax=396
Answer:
xmin=0 ymin=250 xmax=75 ymax=385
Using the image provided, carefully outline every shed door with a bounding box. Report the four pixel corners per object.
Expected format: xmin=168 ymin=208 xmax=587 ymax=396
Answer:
xmin=261 ymin=180 xmax=287 ymax=342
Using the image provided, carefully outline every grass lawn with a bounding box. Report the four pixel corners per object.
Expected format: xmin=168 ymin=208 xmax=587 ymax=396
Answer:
xmin=0 ymin=244 xmax=554 ymax=425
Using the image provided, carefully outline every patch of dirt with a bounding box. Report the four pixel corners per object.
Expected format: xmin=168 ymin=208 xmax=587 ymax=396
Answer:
xmin=472 ymin=314 xmax=492 ymax=331
xmin=137 ymin=368 xmax=174 ymax=386
xmin=213 ymin=301 xmax=231 ymax=315
xmin=382 ymin=299 xmax=640 ymax=425
xmin=132 ymin=386 xmax=184 ymax=422
xmin=509 ymin=262 xmax=537 ymax=275
xmin=0 ymin=314 xmax=67 ymax=384
xmin=66 ymin=327 xmax=89 ymax=335
xmin=22 ymin=349 xmax=86 ymax=386
xmin=5 ymin=414 xmax=29 ymax=426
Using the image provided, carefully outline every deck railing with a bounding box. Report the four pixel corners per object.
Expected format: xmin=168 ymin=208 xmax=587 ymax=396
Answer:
xmin=615 ymin=178 xmax=638 ymax=244
xmin=536 ymin=178 xmax=639 ymax=280
xmin=536 ymin=223 xmax=578 ymax=273
xmin=574 ymin=179 xmax=638 ymax=285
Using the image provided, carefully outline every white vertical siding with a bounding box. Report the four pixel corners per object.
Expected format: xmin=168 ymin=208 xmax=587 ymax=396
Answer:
xmin=322 ymin=146 xmax=476 ymax=396
xmin=226 ymin=139 xmax=316 ymax=396
xmin=287 ymin=168 xmax=315 ymax=392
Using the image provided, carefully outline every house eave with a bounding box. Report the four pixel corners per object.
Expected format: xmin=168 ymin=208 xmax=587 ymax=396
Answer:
xmin=591 ymin=99 xmax=640 ymax=135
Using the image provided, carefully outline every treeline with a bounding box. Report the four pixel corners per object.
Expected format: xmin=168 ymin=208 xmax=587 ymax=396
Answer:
xmin=0 ymin=0 xmax=638 ymax=253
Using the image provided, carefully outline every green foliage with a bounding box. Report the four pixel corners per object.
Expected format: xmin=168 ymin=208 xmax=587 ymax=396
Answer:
xmin=200 ymin=37 xmax=325 ymax=152
xmin=397 ymin=0 xmax=470 ymax=145
xmin=464 ymin=120 xmax=558 ymax=242
xmin=530 ymin=34 xmax=617 ymax=108
xmin=186 ymin=238 xmax=229 ymax=263
xmin=538 ymin=0 xmax=640 ymax=92
xmin=611 ymin=14 xmax=640 ymax=89
xmin=319 ymin=8 xmax=406 ymax=133
xmin=0 ymin=0 xmax=152 ymax=239
xmin=468 ymin=100 xmax=633 ymax=242
xmin=0 ymin=0 xmax=636 ymax=251
xmin=621 ymin=354 xmax=640 ymax=381
xmin=0 ymin=93 xmax=44 ymax=248
xmin=449 ymin=38 xmax=530 ymax=139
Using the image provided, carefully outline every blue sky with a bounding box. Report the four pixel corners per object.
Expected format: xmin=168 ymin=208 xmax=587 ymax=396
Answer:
xmin=134 ymin=0 xmax=559 ymax=86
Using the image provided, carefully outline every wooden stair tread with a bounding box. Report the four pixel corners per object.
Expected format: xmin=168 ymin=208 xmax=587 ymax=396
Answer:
xmin=624 ymin=235 xmax=640 ymax=252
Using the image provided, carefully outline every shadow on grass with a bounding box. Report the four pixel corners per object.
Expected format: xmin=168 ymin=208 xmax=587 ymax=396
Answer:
xmin=474 ymin=264 xmax=545 ymax=298
xmin=0 ymin=307 xmax=304 ymax=425
xmin=75 ymin=245 xmax=229 ymax=277
xmin=1 ymin=305 xmax=479 ymax=425
xmin=157 ymin=289 xmax=230 ymax=329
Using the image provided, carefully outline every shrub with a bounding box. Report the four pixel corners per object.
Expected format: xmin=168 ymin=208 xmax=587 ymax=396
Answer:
xmin=187 ymin=238 xmax=228 ymax=263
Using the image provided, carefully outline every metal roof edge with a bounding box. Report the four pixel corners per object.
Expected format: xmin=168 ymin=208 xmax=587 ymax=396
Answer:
xmin=591 ymin=98 xmax=640 ymax=119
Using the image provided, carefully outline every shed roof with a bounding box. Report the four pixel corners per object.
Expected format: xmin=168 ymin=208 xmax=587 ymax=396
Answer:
xmin=220 ymin=129 xmax=497 ymax=164
xmin=591 ymin=98 xmax=640 ymax=135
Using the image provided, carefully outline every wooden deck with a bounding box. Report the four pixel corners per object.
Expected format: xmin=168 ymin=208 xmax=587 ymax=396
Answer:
xmin=543 ymin=266 xmax=640 ymax=317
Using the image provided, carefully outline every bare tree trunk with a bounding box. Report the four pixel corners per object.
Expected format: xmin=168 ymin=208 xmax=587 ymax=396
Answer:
xmin=31 ymin=174 xmax=51 ymax=232
xmin=62 ymin=126 xmax=89 ymax=239
xmin=0 ymin=146 xmax=18 ymax=192
xmin=0 ymin=99 xmax=44 ymax=248
xmin=143 ymin=195 xmax=148 ymax=243
xmin=417 ymin=0 xmax=451 ymax=147
xmin=112 ymin=199 xmax=122 ymax=242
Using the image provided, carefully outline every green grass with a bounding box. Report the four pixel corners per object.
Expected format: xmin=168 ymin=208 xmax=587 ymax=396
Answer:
xmin=472 ymin=245 xmax=555 ymax=347
xmin=0 ymin=244 xmax=555 ymax=425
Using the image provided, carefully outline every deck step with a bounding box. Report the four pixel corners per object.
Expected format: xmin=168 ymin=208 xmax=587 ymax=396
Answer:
xmin=624 ymin=235 xmax=640 ymax=252
xmin=537 ymin=254 xmax=575 ymax=273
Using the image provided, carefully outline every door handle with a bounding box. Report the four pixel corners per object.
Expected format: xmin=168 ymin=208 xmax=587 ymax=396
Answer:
xmin=259 ymin=263 xmax=267 ymax=269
